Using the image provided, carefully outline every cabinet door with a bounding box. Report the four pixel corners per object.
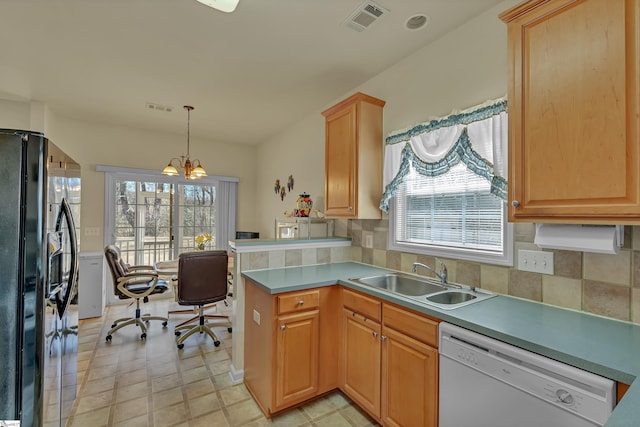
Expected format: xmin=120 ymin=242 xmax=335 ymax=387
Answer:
xmin=325 ymin=104 xmax=357 ymax=217
xmin=275 ymin=310 xmax=319 ymax=409
xmin=381 ymin=326 xmax=438 ymax=427
xmin=502 ymin=0 xmax=640 ymax=222
xmin=342 ymin=309 xmax=381 ymax=418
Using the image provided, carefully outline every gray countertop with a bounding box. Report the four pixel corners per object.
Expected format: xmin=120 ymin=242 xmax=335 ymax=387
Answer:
xmin=242 ymin=261 xmax=640 ymax=427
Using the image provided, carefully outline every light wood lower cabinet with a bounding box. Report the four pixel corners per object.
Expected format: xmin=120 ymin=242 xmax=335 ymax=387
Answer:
xmin=342 ymin=308 xmax=382 ymax=417
xmin=245 ymin=283 xmax=439 ymax=425
xmin=340 ymin=289 xmax=439 ymax=426
xmin=275 ymin=309 xmax=319 ymax=408
xmin=244 ymin=280 xmax=339 ymax=416
xmin=381 ymin=305 xmax=439 ymax=427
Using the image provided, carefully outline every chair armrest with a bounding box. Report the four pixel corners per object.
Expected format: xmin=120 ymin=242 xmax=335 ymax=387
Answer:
xmin=128 ymin=265 xmax=156 ymax=272
xmin=117 ymin=272 xmax=159 ymax=299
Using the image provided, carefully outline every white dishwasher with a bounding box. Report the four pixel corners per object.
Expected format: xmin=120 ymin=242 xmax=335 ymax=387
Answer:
xmin=439 ymin=323 xmax=616 ymax=427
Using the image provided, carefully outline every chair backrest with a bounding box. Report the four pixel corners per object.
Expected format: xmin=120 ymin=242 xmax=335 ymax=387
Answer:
xmin=104 ymin=245 xmax=129 ymax=297
xmin=177 ymin=250 xmax=228 ymax=306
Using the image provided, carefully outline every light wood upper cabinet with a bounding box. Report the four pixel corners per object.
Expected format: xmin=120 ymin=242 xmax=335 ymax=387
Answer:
xmin=500 ymin=0 xmax=640 ymax=223
xmin=322 ymin=92 xmax=385 ymax=219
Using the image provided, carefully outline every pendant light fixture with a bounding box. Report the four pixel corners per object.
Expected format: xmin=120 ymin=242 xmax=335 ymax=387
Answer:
xmin=162 ymin=105 xmax=207 ymax=180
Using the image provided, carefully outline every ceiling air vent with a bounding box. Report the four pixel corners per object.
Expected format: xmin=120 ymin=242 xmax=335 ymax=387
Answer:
xmin=146 ymin=102 xmax=174 ymax=113
xmin=344 ymin=1 xmax=388 ymax=32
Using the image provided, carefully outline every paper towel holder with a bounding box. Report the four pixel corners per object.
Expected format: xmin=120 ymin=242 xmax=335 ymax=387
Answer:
xmin=534 ymin=224 xmax=624 ymax=255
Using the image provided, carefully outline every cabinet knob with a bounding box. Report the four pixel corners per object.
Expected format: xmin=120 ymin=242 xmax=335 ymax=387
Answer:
xmin=297 ymin=300 xmax=304 ymax=306
xmin=372 ymin=331 xmax=378 ymax=338
xmin=280 ymin=325 xmax=286 ymax=331
xmin=348 ymin=206 xmax=353 ymax=211
xmin=511 ymin=200 xmax=520 ymax=207
xmin=381 ymin=335 xmax=387 ymax=342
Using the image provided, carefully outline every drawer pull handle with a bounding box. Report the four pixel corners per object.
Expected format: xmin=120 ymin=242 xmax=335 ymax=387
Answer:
xmin=297 ymin=300 xmax=304 ymax=306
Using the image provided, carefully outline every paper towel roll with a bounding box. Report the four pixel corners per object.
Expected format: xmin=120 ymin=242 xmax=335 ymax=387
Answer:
xmin=534 ymin=224 xmax=623 ymax=255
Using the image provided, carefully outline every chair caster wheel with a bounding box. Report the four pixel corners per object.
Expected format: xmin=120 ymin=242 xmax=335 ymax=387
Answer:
xmin=141 ymin=333 xmax=146 ymax=340
xmin=175 ymin=331 xmax=181 ymax=337
xmin=106 ymin=335 xmax=112 ymax=342
xmin=214 ymin=341 xmax=221 ymax=347
xmin=162 ymin=321 xmax=168 ymax=327
xmin=177 ymin=343 xmax=184 ymax=349
xmin=228 ymin=327 xmax=233 ymax=333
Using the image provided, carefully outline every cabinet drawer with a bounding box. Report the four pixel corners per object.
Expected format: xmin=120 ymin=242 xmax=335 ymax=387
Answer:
xmin=278 ymin=290 xmax=320 ymax=315
xmin=383 ymin=304 xmax=439 ymax=348
xmin=343 ymin=289 xmax=381 ymax=322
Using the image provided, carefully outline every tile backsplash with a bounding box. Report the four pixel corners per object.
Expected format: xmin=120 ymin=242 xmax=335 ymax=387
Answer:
xmin=343 ymin=219 xmax=640 ymax=325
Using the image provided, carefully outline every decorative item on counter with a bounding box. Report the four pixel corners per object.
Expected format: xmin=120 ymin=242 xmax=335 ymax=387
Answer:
xmin=283 ymin=208 xmax=325 ymax=218
xmin=295 ymin=193 xmax=313 ymax=217
xmin=287 ymin=175 xmax=294 ymax=192
xmin=274 ymin=179 xmax=281 ymax=194
xmin=280 ymin=186 xmax=286 ymax=201
xmin=195 ymin=233 xmax=212 ymax=250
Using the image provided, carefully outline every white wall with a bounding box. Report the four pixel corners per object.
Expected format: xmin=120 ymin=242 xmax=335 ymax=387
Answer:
xmin=255 ymin=0 xmax=520 ymax=238
xmin=0 ymin=101 xmax=258 ymax=252
xmin=0 ymin=99 xmax=51 ymax=133
xmin=1 ymin=0 xmax=520 ymax=244
xmin=47 ymin=115 xmax=258 ymax=252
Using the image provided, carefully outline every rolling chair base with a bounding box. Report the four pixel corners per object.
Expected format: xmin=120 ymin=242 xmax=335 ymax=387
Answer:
xmin=174 ymin=309 xmax=231 ymax=349
xmin=106 ymin=300 xmax=168 ymax=341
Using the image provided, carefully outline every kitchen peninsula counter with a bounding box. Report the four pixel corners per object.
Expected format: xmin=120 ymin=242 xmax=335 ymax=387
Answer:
xmin=242 ymin=261 xmax=640 ymax=427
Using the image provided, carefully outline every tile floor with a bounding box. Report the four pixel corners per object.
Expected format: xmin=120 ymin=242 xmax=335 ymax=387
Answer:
xmin=68 ymin=295 xmax=379 ymax=427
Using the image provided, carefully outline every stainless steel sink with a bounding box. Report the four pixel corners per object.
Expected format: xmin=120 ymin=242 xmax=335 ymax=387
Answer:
xmin=349 ymin=273 xmax=446 ymax=296
xmin=426 ymin=291 xmax=476 ymax=305
xmin=349 ymin=272 xmax=496 ymax=310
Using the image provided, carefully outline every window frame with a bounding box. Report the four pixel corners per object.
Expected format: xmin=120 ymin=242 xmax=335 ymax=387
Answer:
xmin=388 ymin=193 xmax=514 ymax=267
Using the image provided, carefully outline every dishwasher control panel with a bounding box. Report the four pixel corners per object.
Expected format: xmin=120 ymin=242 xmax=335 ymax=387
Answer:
xmin=439 ymin=323 xmax=616 ymax=426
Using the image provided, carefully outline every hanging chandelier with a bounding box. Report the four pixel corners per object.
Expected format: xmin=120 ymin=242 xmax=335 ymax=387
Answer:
xmin=162 ymin=105 xmax=207 ymax=180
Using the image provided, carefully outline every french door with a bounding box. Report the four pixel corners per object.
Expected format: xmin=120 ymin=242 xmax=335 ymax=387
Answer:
xmin=108 ymin=175 xmax=217 ymax=266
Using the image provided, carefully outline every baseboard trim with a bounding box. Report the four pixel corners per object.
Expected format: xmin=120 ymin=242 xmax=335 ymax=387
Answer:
xmin=229 ymin=364 xmax=244 ymax=384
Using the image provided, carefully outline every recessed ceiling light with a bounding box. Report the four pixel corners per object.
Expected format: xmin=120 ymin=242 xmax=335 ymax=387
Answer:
xmin=195 ymin=0 xmax=239 ymax=13
xmin=405 ymin=14 xmax=429 ymax=31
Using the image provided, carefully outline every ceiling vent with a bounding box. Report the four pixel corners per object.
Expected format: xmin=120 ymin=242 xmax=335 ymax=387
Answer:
xmin=343 ymin=1 xmax=388 ymax=32
xmin=146 ymin=102 xmax=174 ymax=113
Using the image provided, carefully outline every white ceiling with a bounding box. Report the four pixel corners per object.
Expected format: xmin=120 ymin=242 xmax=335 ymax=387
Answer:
xmin=0 ymin=0 xmax=504 ymax=145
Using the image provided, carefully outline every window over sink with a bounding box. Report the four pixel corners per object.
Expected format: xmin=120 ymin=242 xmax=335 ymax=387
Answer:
xmin=382 ymin=99 xmax=513 ymax=266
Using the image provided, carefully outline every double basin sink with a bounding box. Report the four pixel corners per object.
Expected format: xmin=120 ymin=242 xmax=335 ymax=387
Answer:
xmin=349 ymin=272 xmax=495 ymax=310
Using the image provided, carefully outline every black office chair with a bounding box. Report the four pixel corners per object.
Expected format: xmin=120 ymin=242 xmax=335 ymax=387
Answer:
xmin=104 ymin=245 xmax=168 ymax=341
xmin=174 ymin=250 xmax=232 ymax=349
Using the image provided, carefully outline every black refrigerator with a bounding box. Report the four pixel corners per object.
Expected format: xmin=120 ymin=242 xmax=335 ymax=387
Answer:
xmin=0 ymin=130 xmax=80 ymax=427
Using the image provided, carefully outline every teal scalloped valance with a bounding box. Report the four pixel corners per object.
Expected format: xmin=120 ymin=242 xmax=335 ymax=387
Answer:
xmin=380 ymin=99 xmax=507 ymax=212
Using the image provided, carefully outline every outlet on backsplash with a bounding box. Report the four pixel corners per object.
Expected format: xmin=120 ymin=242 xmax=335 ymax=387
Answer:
xmin=363 ymin=231 xmax=373 ymax=248
xmin=517 ymin=249 xmax=554 ymax=275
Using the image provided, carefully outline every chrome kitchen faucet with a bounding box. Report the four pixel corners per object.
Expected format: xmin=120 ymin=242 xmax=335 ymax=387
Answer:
xmin=412 ymin=259 xmax=449 ymax=285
